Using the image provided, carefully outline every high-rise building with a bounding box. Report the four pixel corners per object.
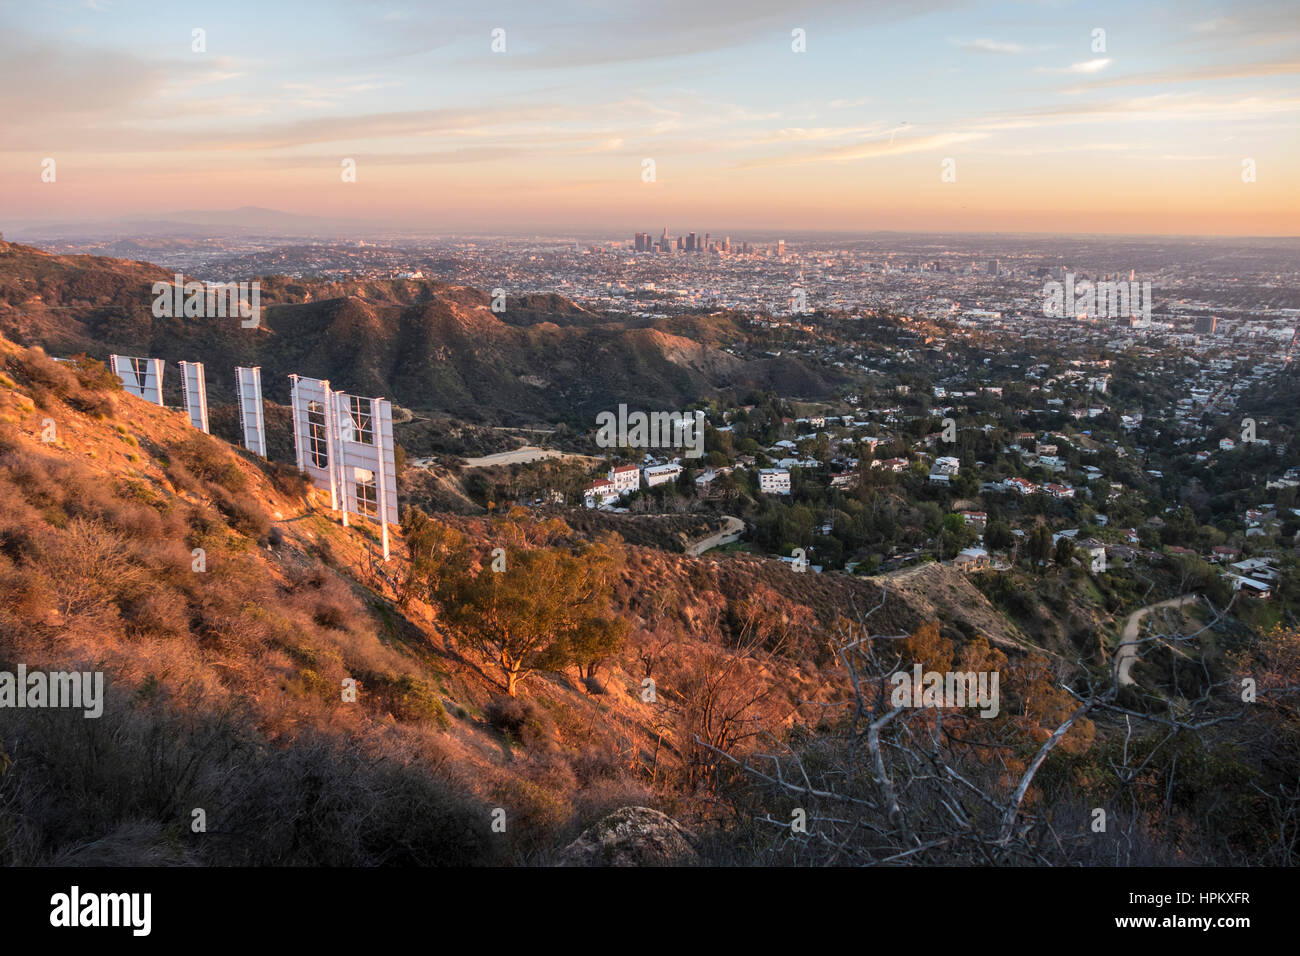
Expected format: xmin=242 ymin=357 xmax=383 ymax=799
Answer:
xmin=1195 ymin=315 xmax=1218 ymax=335
xmin=686 ymin=232 xmax=696 ymax=252
xmin=777 ymin=239 xmax=786 ymax=258
xmin=723 ymin=236 xmax=731 ymax=254
xmin=986 ymin=259 xmax=999 ymax=276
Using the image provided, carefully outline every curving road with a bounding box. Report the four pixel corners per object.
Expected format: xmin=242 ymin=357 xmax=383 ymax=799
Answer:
xmin=1114 ymin=594 xmax=1198 ymax=687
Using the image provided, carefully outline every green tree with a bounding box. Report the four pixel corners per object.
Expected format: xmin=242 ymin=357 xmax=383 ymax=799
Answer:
xmin=984 ymin=520 xmax=1014 ymax=551
xmin=1028 ymin=524 xmax=1053 ymax=567
xmin=437 ymin=533 xmax=625 ymax=696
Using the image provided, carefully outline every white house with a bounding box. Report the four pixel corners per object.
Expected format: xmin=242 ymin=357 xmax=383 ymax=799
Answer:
xmin=643 ymin=462 xmax=682 ymax=487
xmin=1227 ymin=575 xmax=1272 ymax=597
xmin=1005 ymin=477 xmax=1038 ymax=496
xmin=1230 ymin=558 xmax=1279 ymax=582
xmin=1077 ymin=538 xmax=1107 ymax=573
xmin=583 ymin=479 xmax=620 ymax=508
xmin=759 ymin=468 xmax=791 ymax=494
xmin=608 ymin=464 xmax=641 ymax=495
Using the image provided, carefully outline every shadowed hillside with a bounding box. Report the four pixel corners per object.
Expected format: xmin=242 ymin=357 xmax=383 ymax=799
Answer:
xmin=0 ymin=239 xmax=849 ymax=427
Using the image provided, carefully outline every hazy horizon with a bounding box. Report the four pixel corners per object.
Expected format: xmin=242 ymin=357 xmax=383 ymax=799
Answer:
xmin=8 ymin=205 xmax=1300 ymax=244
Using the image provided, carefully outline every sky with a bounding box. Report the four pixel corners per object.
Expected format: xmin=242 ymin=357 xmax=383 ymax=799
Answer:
xmin=1 ymin=0 xmax=1297 ymax=236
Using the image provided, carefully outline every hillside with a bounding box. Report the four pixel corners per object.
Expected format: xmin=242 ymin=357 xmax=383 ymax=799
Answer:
xmin=0 ymin=331 xmax=1016 ymax=864
xmin=1 ymin=332 xmax=1295 ymax=866
xmin=0 ymin=239 xmax=848 ymax=428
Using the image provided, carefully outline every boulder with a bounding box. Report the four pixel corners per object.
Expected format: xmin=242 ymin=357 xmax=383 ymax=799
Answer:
xmin=558 ymin=806 xmax=697 ymax=867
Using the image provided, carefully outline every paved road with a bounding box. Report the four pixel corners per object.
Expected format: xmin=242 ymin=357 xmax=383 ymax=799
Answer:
xmin=1115 ymin=594 xmax=1198 ymax=686
xmin=686 ymin=516 xmax=745 ymax=556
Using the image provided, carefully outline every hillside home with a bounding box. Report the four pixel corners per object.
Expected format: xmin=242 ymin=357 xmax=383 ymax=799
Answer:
xmin=584 ymin=479 xmax=620 ymax=508
xmin=608 ymin=464 xmax=641 ymax=495
xmin=759 ymin=468 xmax=791 ymax=494
xmin=1005 ymin=477 xmax=1038 ymax=496
xmin=1077 ymin=538 xmax=1108 ymax=573
xmin=642 ymin=462 xmax=682 ymax=488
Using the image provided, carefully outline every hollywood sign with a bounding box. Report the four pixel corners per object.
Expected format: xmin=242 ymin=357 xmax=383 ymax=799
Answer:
xmin=108 ymin=355 xmax=397 ymax=559
xmin=289 ymin=375 xmax=398 ymax=559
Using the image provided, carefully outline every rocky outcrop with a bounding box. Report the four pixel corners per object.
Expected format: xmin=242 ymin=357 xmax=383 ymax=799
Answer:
xmin=558 ymin=807 xmax=697 ymax=867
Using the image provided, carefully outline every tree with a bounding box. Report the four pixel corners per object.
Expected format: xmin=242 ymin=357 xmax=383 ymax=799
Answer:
xmin=400 ymin=508 xmax=465 ymax=610
xmin=1028 ymin=524 xmax=1053 ymax=567
xmin=1053 ymin=536 xmax=1075 ymax=567
xmin=984 ymin=520 xmax=1014 ymax=551
xmin=436 ymin=532 xmax=625 ymax=696
xmin=937 ymin=513 xmax=974 ymax=559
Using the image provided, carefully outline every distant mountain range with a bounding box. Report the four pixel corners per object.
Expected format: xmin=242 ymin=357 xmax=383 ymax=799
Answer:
xmin=0 ymin=238 xmax=848 ymax=426
xmin=6 ymin=206 xmax=381 ymax=240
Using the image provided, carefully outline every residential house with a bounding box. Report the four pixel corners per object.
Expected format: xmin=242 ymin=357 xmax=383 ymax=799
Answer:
xmin=642 ymin=462 xmax=682 ymax=488
xmin=759 ymin=468 xmax=791 ymax=494
xmin=608 ymin=464 xmax=641 ymax=495
xmin=1077 ymin=538 xmax=1108 ymax=573
xmin=584 ymin=479 xmax=620 ymax=508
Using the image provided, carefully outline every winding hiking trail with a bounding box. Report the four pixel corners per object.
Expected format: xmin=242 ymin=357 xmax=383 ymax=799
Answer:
xmin=1114 ymin=594 xmax=1199 ymax=686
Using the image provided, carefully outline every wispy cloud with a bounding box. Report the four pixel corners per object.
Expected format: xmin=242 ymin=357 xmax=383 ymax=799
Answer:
xmin=1038 ymin=59 xmax=1112 ymax=75
xmin=1059 ymin=59 xmax=1300 ymax=93
xmin=952 ymin=38 xmax=1030 ymax=55
xmin=734 ymin=130 xmax=988 ymax=169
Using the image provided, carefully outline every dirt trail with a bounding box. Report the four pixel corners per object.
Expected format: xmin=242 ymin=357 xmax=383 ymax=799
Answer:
xmin=686 ymin=516 xmax=745 ymax=556
xmin=460 ymin=446 xmax=599 ymax=468
xmin=1115 ymin=594 xmax=1199 ymax=686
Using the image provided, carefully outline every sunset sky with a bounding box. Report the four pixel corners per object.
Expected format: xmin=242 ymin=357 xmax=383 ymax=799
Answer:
xmin=2 ymin=0 xmax=1297 ymax=235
